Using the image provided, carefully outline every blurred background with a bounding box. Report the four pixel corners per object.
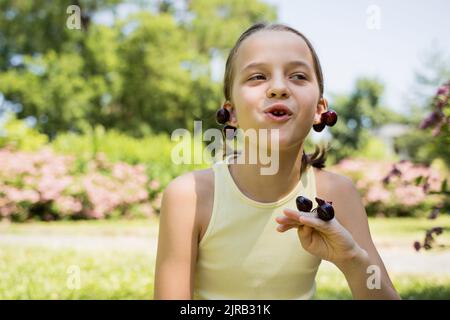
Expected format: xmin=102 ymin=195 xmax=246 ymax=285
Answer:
xmin=0 ymin=0 xmax=449 ymax=299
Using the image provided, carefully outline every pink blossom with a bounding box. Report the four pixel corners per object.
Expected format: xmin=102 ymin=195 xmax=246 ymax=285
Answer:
xmin=54 ymin=196 xmax=82 ymax=215
xmin=149 ymin=180 xmax=161 ymax=190
xmin=394 ymin=185 xmax=426 ymax=206
xmin=1 ymin=186 xmax=38 ymax=203
xmin=0 ymin=147 xmax=159 ymax=220
xmin=366 ymin=185 xmax=391 ymax=203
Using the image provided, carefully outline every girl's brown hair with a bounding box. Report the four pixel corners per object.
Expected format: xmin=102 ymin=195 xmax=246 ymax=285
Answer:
xmin=222 ymin=22 xmax=328 ymax=173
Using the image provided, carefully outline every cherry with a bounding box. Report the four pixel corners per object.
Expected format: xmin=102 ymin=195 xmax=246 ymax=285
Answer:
xmin=296 ymin=196 xmax=313 ymax=212
xmin=321 ymin=109 xmax=338 ymax=126
xmin=317 ymin=203 xmax=335 ymax=221
xmin=295 ymin=196 xmax=335 ymax=221
xmin=313 ymin=122 xmax=326 ymax=132
xmin=216 ymin=108 xmax=230 ymax=124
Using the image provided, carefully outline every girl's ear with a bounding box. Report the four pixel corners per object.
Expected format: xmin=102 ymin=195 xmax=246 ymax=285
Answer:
xmin=313 ymin=97 xmax=328 ymax=124
xmin=223 ymin=101 xmax=238 ymax=127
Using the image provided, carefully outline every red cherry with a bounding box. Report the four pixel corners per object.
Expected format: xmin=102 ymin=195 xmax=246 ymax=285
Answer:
xmin=313 ymin=123 xmax=326 ymax=132
xmin=321 ymin=109 xmax=338 ymax=126
xmin=296 ymin=196 xmax=313 ymax=212
xmin=317 ymin=203 xmax=334 ymax=221
xmin=216 ymin=108 xmax=230 ymax=124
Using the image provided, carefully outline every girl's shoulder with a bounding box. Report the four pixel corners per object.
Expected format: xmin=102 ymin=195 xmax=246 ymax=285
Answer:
xmin=313 ymin=167 xmax=363 ymax=221
xmin=314 ymin=167 xmax=356 ymax=203
xmin=165 ymin=168 xmax=214 ymax=197
xmin=164 ymin=168 xmax=215 ymax=243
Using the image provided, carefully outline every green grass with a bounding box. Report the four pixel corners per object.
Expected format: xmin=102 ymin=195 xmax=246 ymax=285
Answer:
xmin=1 ymin=216 xmax=449 ymax=299
xmin=314 ymin=263 xmax=450 ymax=300
xmin=0 ymin=245 xmax=154 ymax=299
xmin=368 ymin=215 xmax=450 ymax=239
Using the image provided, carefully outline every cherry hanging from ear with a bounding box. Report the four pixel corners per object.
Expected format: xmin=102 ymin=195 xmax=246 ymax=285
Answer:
xmin=321 ymin=109 xmax=338 ymax=126
xmin=216 ymin=108 xmax=230 ymax=125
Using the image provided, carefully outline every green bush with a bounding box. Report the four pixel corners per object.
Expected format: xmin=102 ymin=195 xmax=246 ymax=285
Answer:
xmin=0 ymin=113 xmax=48 ymax=151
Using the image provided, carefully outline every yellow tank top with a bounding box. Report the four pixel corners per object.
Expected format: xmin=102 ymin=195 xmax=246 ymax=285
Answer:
xmin=194 ymin=154 xmax=322 ymax=300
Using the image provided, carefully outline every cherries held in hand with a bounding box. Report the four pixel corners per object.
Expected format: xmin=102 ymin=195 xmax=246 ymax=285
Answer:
xmin=295 ymin=196 xmax=335 ymax=221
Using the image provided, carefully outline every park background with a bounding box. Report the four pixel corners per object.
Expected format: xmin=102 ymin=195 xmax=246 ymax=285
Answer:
xmin=0 ymin=0 xmax=449 ymax=299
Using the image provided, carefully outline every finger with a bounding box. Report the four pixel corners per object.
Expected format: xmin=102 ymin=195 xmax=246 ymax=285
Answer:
xmin=283 ymin=208 xmax=311 ymax=222
xmin=275 ymin=215 xmax=301 ymax=226
xmin=276 ymin=223 xmax=297 ymax=232
xmin=283 ymin=208 xmax=316 ymax=226
xmin=298 ymin=215 xmax=329 ymax=232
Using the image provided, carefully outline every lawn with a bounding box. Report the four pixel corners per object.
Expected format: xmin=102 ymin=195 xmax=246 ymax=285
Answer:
xmin=0 ymin=216 xmax=449 ymax=299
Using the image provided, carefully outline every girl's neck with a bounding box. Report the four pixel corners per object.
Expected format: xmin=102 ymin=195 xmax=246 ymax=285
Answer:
xmin=228 ymin=143 xmax=305 ymax=203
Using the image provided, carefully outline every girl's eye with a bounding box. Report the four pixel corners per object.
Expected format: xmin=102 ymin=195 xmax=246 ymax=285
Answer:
xmin=292 ymin=74 xmax=307 ymax=80
xmin=248 ymin=74 xmax=265 ymax=81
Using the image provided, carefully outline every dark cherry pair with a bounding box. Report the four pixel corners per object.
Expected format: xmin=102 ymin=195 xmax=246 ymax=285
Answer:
xmin=296 ymin=196 xmax=334 ymax=221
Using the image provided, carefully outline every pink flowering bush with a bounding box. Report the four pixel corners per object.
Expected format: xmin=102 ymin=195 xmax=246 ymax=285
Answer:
xmin=0 ymin=148 xmax=162 ymax=221
xmin=331 ymin=158 xmax=447 ymax=217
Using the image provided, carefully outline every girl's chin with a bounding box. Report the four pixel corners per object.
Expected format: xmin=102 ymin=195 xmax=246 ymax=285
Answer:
xmin=237 ymin=127 xmax=304 ymax=150
xmin=257 ymin=135 xmax=301 ymax=152
xmin=269 ymin=130 xmax=301 ymax=146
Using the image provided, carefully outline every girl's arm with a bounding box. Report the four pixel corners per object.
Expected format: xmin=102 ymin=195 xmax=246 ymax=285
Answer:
xmin=329 ymin=176 xmax=400 ymax=299
xmin=153 ymin=174 xmax=199 ymax=300
xmin=278 ymin=174 xmax=400 ymax=300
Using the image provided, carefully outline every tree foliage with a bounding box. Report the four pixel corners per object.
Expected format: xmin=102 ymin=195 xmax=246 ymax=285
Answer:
xmin=0 ymin=0 xmax=276 ymax=136
xmin=329 ymin=78 xmax=406 ymax=162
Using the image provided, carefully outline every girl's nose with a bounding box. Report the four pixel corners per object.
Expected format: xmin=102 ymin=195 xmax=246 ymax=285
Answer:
xmin=266 ymin=77 xmax=290 ymax=99
xmin=267 ymin=87 xmax=289 ymax=99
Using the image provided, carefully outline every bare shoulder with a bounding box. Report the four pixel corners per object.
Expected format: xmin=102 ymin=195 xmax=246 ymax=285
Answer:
xmin=314 ymin=167 xmax=356 ymax=197
xmin=165 ymin=168 xmax=214 ymax=199
xmin=164 ymin=168 xmax=214 ymax=243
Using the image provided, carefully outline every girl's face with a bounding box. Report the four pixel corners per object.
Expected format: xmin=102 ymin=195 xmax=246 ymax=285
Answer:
xmin=228 ymin=30 xmax=327 ymax=149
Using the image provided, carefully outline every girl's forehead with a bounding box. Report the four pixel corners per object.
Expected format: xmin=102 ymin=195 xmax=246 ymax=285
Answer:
xmin=234 ymin=30 xmax=314 ymax=71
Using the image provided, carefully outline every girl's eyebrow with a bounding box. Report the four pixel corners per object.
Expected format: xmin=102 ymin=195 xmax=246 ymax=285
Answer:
xmin=240 ymin=60 xmax=312 ymax=73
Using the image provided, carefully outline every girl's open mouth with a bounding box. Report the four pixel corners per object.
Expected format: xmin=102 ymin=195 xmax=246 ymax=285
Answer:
xmin=264 ymin=111 xmax=292 ymax=122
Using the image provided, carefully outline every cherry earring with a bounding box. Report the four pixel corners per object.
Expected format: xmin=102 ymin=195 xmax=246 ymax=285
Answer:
xmin=216 ymin=108 xmax=230 ymax=125
xmin=313 ymin=109 xmax=338 ymax=132
xmin=322 ymin=109 xmax=338 ymax=126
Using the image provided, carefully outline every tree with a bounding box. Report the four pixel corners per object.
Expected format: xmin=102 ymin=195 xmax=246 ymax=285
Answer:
xmin=0 ymin=0 xmax=277 ymax=136
xmin=328 ymin=78 xmax=406 ymax=163
xmin=394 ymin=49 xmax=450 ymax=166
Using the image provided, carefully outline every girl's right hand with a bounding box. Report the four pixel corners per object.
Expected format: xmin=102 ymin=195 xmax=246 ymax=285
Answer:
xmin=275 ymin=208 xmax=363 ymax=265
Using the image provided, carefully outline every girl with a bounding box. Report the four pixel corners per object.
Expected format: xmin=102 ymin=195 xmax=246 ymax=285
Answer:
xmin=154 ymin=22 xmax=400 ymax=300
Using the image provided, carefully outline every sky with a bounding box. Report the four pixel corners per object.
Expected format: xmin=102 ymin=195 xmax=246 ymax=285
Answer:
xmin=261 ymin=0 xmax=450 ymax=113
